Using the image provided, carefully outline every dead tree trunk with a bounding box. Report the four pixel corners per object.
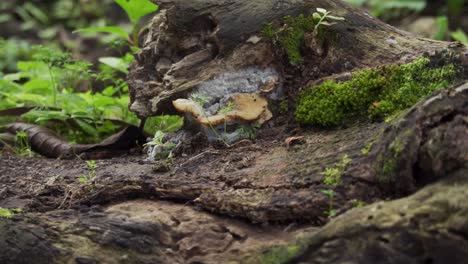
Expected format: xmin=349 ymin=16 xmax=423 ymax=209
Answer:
xmin=128 ymin=0 xmax=467 ymax=118
xmin=1 ymin=1 xmax=467 ymax=263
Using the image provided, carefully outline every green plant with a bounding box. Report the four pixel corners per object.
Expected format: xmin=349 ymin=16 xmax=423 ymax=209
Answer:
xmin=190 ymin=93 xmax=210 ymax=107
xmin=320 ymin=154 xmax=351 ymax=218
xmin=145 ymin=130 xmax=177 ymax=161
xmin=312 ymin=8 xmax=345 ymax=32
xmin=143 ymin=115 xmax=184 ymax=135
xmin=78 ymin=160 xmax=98 ymax=183
xmin=278 ymin=100 xmax=289 ymax=115
xmin=451 ymin=29 xmax=468 ymax=44
xmin=0 ymin=207 xmax=22 ymax=218
xmin=32 ymin=46 xmax=78 ymax=107
xmin=14 ymin=131 xmax=33 ymax=157
xmin=321 ymin=189 xmax=337 ymax=218
xmin=433 ymin=16 xmax=449 ymax=41
xmin=75 ymin=0 xmax=159 ymax=48
xmin=322 ymin=154 xmax=351 ymax=186
xmin=219 ymin=101 xmax=235 ymax=134
xmin=263 ymin=9 xmax=344 ymax=65
xmin=2 ymin=0 xmax=115 ymax=46
xmin=259 ymin=244 xmax=302 ymax=264
xmin=0 ymin=44 xmax=140 ymax=144
xmin=296 ymin=54 xmax=462 ymax=126
xmin=235 ymin=125 xmax=257 ymax=140
xmin=361 ymin=142 xmax=374 ymax=155
xmin=0 ymin=38 xmax=34 ymax=73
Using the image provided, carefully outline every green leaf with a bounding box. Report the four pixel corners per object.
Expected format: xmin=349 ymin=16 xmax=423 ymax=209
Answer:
xmin=74 ymin=26 xmax=130 ymax=41
xmin=451 ymin=29 xmax=468 ymax=44
xmin=144 ymin=115 xmax=184 ymax=134
xmin=102 ymin=86 xmax=117 ymax=97
xmin=433 ymin=16 xmax=449 ymax=40
xmin=78 ymin=177 xmax=88 ymax=183
xmin=313 ymin=12 xmax=321 ymax=20
xmin=327 ymin=15 xmax=345 ymax=21
xmin=75 ymin=119 xmax=99 ymax=137
xmin=99 ymin=57 xmax=129 ymax=74
xmin=23 ymin=79 xmax=53 ymax=94
xmin=3 ymin=73 xmax=23 ymax=82
xmin=114 ymin=0 xmax=159 ymax=26
xmin=93 ymin=94 xmax=118 ymax=107
xmin=22 ymin=3 xmax=49 ymax=25
xmin=22 ymin=110 xmax=69 ymax=123
xmin=316 ymin=8 xmax=327 ymax=14
xmin=320 ymin=21 xmax=336 ymax=26
xmin=321 ymin=189 xmax=335 ymax=197
xmin=0 ymin=14 xmax=12 ymax=23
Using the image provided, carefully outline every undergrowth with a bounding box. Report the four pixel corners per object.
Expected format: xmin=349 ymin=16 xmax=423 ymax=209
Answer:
xmin=0 ymin=44 xmax=138 ymax=143
xmin=295 ymin=53 xmax=462 ymax=126
xmin=0 ymin=0 xmax=182 ymax=146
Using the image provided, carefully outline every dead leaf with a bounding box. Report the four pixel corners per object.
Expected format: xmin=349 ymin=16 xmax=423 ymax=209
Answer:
xmin=285 ymin=136 xmax=305 ymax=149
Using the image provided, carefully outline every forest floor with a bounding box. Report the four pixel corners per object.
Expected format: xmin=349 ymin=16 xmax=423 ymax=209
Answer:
xmin=0 ymin=121 xmax=389 ymax=262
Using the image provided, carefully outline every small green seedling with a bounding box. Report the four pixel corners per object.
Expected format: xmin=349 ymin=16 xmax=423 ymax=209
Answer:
xmin=312 ymin=8 xmax=345 ymax=32
xmin=321 ymin=189 xmax=337 ymax=218
xmin=322 ymin=154 xmax=351 ymax=186
xmin=235 ymin=125 xmax=257 ymax=140
xmin=190 ymin=93 xmax=211 ymax=107
xmin=15 ymin=131 xmax=33 ymax=157
xmin=361 ymin=142 xmax=374 ymax=155
xmin=321 ymin=154 xmax=351 ymax=218
xmin=145 ymin=130 xmax=177 ymax=161
xmin=262 ymin=8 xmax=344 ymax=65
xmin=78 ymin=160 xmax=98 ymax=183
xmin=218 ymin=101 xmax=235 ymax=134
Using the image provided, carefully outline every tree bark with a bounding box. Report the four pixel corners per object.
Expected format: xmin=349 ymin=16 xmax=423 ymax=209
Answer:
xmin=1 ymin=1 xmax=468 ymax=263
xmin=128 ymin=0 xmax=467 ymax=117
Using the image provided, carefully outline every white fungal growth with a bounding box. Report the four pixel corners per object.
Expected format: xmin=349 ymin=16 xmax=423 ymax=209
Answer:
xmin=194 ymin=67 xmax=280 ymax=109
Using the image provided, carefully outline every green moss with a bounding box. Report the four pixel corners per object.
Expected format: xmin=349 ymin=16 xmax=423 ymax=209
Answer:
xmin=361 ymin=142 xmax=374 ymax=155
xmin=378 ymin=158 xmax=397 ymax=185
xmin=0 ymin=208 xmax=22 ymax=218
xmin=263 ymin=14 xmax=316 ymax=65
xmin=377 ymin=129 xmax=413 ymax=185
xmin=278 ymin=100 xmax=289 ymax=115
xmin=389 ymin=138 xmax=404 ymax=156
xmin=295 ymin=53 xmax=463 ymax=126
xmin=260 ymin=244 xmax=302 ymax=264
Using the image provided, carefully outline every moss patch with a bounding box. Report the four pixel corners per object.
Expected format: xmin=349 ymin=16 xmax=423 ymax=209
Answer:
xmin=0 ymin=208 xmax=22 ymax=218
xmin=377 ymin=128 xmax=414 ymax=186
xmin=263 ymin=14 xmax=316 ymax=65
xmin=295 ymin=53 xmax=463 ymax=126
xmin=259 ymin=244 xmax=302 ymax=264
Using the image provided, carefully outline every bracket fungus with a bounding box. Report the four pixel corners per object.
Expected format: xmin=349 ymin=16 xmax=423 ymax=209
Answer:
xmin=173 ymin=93 xmax=272 ymax=127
